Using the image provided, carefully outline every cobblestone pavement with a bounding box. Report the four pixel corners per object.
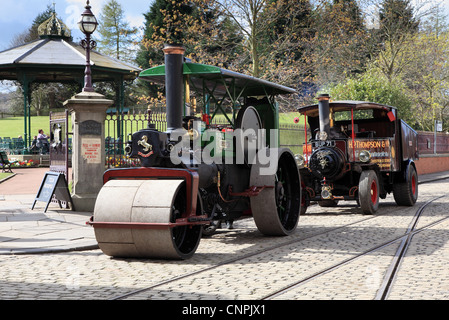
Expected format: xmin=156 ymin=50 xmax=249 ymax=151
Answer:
xmin=0 ymin=177 xmax=448 ymax=301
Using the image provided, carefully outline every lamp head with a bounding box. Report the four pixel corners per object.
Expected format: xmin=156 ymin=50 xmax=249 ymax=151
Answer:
xmin=78 ymin=0 xmax=98 ymax=35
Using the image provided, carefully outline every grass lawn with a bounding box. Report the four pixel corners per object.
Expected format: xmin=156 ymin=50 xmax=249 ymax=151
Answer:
xmin=279 ymin=112 xmax=302 ymax=125
xmin=1 ymin=113 xmax=302 ymax=136
xmin=0 ymin=116 xmax=55 ymax=139
xmin=0 ymin=172 xmax=14 ymax=181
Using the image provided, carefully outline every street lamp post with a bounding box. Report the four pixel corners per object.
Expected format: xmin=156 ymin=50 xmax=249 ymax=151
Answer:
xmin=64 ymin=1 xmax=114 ymax=212
xmin=78 ymin=0 xmax=98 ymax=92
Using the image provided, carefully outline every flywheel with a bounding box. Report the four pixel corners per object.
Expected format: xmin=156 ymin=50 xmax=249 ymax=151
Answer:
xmin=235 ymin=106 xmax=264 ymax=164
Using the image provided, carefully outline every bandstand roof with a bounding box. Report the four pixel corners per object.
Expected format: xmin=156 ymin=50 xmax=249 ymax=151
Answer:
xmin=0 ymin=37 xmax=140 ymax=83
xmin=0 ymin=9 xmax=141 ymax=148
xmin=0 ymin=10 xmax=140 ymax=84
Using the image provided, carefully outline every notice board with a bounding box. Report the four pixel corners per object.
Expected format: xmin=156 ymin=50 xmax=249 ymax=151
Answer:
xmin=32 ymin=171 xmax=74 ymax=213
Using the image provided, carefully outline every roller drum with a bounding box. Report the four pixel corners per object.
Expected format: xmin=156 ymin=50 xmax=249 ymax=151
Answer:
xmin=93 ymin=179 xmax=202 ymax=259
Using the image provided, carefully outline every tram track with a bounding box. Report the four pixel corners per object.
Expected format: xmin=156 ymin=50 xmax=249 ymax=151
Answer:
xmin=262 ymin=195 xmax=446 ymax=300
xmin=110 ymin=214 xmax=377 ymax=300
xmin=109 ymin=178 xmax=449 ymax=300
xmin=375 ymin=195 xmax=446 ymax=300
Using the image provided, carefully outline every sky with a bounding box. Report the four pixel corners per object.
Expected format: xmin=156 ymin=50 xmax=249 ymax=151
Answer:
xmin=0 ymin=0 xmax=150 ymax=51
xmin=1 ymin=0 xmax=449 ymax=51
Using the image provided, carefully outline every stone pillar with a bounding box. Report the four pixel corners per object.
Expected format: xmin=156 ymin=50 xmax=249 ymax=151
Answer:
xmin=64 ymin=91 xmax=113 ymax=212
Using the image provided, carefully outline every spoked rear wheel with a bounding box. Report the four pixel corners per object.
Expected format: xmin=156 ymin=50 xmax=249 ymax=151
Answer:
xmin=275 ymin=155 xmax=297 ymax=230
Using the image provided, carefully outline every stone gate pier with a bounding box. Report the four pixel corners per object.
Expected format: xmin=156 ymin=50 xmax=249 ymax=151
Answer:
xmin=64 ymin=91 xmax=113 ymax=212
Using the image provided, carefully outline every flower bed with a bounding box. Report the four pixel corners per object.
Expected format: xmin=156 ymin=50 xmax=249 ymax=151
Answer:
xmin=106 ymin=156 xmax=140 ymax=168
xmin=1 ymin=158 xmax=39 ymax=168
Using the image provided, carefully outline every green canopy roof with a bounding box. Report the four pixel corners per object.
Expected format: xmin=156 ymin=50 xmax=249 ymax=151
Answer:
xmin=139 ymin=62 xmax=297 ymax=98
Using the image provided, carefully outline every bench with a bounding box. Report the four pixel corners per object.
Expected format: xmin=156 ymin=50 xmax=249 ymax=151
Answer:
xmin=0 ymin=151 xmax=17 ymax=173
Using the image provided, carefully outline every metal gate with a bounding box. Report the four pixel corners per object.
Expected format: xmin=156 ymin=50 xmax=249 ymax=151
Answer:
xmin=49 ymin=110 xmax=71 ymax=208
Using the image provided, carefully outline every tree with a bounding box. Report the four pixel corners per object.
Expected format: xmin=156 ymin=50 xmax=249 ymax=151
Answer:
xmin=135 ymin=0 xmax=317 ymax=111
xmin=213 ymin=0 xmax=271 ymax=78
xmin=420 ymin=2 xmax=449 ymax=37
xmin=374 ymin=0 xmax=420 ymax=82
xmin=401 ymin=32 xmax=449 ymax=131
xmin=378 ymin=0 xmax=419 ymax=42
xmin=136 ymin=0 xmax=167 ymax=72
xmin=135 ymin=0 xmax=244 ymax=100
xmin=30 ymin=84 xmax=48 ymax=117
xmin=97 ymin=0 xmax=138 ymax=61
xmin=311 ymin=0 xmax=371 ymax=86
xmin=259 ymin=0 xmax=314 ymax=78
xmin=137 ymin=0 xmax=198 ymax=67
xmin=186 ymin=2 xmax=245 ymax=70
xmin=9 ymin=4 xmax=55 ymax=47
xmin=364 ymin=1 xmax=449 ymax=131
xmin=135 ymin=0 xmax=199 ymax=101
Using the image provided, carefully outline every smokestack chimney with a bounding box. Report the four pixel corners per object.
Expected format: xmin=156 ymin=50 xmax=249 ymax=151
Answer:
xmin=163 ymin=44 xmax=185 ymax=132
xmin=317 ymin=94 xmax=331 ymax=139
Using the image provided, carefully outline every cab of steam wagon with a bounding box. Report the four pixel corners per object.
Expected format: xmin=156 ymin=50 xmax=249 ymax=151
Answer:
xmin=296 ymin=94 xmax=418 ymax=215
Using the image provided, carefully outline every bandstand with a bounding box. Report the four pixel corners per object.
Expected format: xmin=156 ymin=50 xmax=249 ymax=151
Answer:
xmin=0 ymin=10 xmax=140 ymax=149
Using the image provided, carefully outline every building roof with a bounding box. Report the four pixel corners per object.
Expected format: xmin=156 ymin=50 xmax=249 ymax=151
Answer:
xmin=0 ymin=38 xmax=141 ymax=83
xmin=297 ymin=100 xmax=397 ymax=117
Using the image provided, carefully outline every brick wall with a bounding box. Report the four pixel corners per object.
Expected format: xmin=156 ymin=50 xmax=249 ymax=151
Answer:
xmin=418 ymin=131 xmax=449 ymax=155
xmin=414 ymin=154 xmax=449 ymax=175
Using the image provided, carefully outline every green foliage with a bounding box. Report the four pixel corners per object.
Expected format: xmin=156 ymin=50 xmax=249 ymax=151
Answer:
xmin=258 ymin=0 xmax=314 ymax=86
xmin=97 ymin=0 xmax=138 ymax=61
xmin=136 ymin=0 xmax=166 ymax=71
xmin=5 ymin=0 xmax=448 ymax=134
xmin=312 ymin=0 xmax=370 ymax=85
xmin=379 ymin=0 xmax=419 ymax=41
xmin=324 ymin=67 xmax=413 ymax=122
xmin=135 ymin=0 xmax=197 ymax=99
xmin=135 ymin=0 xmax=245 ymax=99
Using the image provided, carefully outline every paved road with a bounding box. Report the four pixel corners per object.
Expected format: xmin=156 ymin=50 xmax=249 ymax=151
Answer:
xmin=0 ymin=168 xmax=49 ymax=194
xmin=0 ymin=168 xmax=96 ymax=255
xmin=0 ymin=169 xmax=449 ymax=302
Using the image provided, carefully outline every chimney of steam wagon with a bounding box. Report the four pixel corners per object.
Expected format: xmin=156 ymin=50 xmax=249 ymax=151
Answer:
xmin=317 ymin=94 xmax=331 ymax=139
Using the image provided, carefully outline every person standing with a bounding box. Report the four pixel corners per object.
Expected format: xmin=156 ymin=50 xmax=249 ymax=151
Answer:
xmin=37 ymin=129 xmax=49 ymax=154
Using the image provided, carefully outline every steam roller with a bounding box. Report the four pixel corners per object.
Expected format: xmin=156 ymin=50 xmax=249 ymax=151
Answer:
xmin=90 ymin=44 xmax=302 ymax=259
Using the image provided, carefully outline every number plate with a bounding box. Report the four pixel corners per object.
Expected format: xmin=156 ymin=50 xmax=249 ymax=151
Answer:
xmin=312 ymin=140 xmax=336 ymax=148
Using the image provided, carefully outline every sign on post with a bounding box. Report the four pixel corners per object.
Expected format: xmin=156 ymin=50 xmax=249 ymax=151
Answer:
xmin=32 ymin=171 xmax=74 ymax=213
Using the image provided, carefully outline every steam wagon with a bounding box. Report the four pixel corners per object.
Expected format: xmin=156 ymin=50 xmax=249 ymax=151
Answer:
xmin=89 ymin=44 xmax=301 ymax=259
xmin=296 ymin=94 xmax=419 ymax=215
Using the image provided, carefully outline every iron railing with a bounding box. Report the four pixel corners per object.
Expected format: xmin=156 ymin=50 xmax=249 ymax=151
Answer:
xmin=2 ymin=110 xmax=447 ymax=170
xmin=104 ymin=107 xmax=306 ymax=168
